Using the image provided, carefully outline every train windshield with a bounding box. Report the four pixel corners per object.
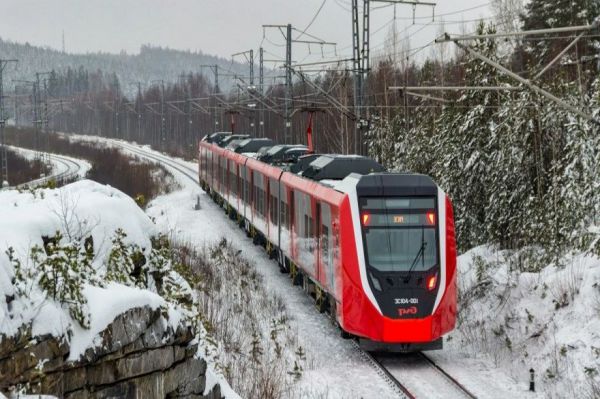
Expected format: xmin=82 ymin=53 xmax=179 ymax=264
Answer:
xmin=359 ymin=197 xmax=438 ymax=273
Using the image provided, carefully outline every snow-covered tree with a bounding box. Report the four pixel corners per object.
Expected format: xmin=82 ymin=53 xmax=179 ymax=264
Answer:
xmin=106 ymin=228 xmax=147 ymax=287
xmin=34 ymin=232 xmax=96 ymax=328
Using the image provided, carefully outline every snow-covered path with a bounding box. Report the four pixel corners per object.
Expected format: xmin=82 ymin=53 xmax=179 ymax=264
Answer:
xmin=98 ymin=138 xmax=532 ymax=399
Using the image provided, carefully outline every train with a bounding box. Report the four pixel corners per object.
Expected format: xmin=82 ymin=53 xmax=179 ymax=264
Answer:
xmin=198 ymin=133 xmax=457 ymax=352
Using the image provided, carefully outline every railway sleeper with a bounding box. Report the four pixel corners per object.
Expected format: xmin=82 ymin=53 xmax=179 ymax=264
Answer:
xmin=266 ymin=241 xmax=276 ymax=259
xmin=314 ymin=286 xmax=328 ymax=313
xmin=279 ymin=255 xmax=290 ymax=274
xmin=302 ymin=274 xmax=315 ymax=297
xmin=289 ymin=262 xmax=303 ymax=286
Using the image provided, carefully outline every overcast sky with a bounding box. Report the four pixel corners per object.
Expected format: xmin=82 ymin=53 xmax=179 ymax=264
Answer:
xmin=1 ymin=0 xmax=492 ymax=63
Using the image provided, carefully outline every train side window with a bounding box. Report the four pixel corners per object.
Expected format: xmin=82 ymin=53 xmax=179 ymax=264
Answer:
xmin=308 ymin=216 xmax=314 ymax=251
xmin=279 ymin=201 xmax=284 ymax=227
xmin=304 ymin=215 xmax=309 ymax=239
xmin=253 ymin=183 xmax=258 ymax=210
xmin=243 ymin=169 xmax=248 ymax=204
xmin=256 ymin=188 xmax=260 ymax=214
xmin=258 ymin=188 xmax=264 ymax=216
xmin=270 ymin=194 xmax=277 ymax=225
xmin=230 ymin=169 xmax=236 ymax=196
xmin=296 ymin=192 xmax=303 ymax=237
xmin=286 ymin=190 xmax=292 ymax=231
xmin=222 ymin=159 xmax=227 ymax=188
xmin=279 ymin=195 xmax=286 ymax=229
xmin=321 ymin=225 xmax=329 ymax=267
xmin=260 ymin=189 xmax=265 ymax=216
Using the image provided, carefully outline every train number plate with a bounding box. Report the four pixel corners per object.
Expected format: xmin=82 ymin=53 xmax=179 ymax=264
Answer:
xmin=394 ymin=298 xmax=419 ymax=305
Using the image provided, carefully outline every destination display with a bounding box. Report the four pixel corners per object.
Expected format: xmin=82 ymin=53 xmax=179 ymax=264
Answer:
xmin=362 ymin=211 xmax=436 ymax=227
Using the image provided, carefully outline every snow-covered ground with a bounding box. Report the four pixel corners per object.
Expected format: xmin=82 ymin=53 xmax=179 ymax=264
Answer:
xmin=438 ymin=246 xmax=600 ymax=398
xmin=101 ymin=138 xmax=550 ymax=398
xmin=0 ymin=178 xmax=237 ymax=398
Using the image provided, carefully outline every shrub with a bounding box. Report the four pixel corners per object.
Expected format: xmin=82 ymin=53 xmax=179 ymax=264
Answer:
xmin=106 ymin=228 xmax=146 ymax=287
xmin=7 ymin=231 xmax=97 ymax=329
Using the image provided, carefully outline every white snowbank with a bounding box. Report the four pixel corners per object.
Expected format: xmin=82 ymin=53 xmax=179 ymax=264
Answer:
xmin=0 ymin=180 xmax=156 ymax=339
xmin=68 ymin=283 xmax=166 ymax=361
xmin=445 ymin=245 xmax=600 ymax=398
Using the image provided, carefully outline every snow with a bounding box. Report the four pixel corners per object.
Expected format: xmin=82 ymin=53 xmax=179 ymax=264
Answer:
xmin=0 ymin=180 xmax=155 ymax=300
xmin=204 ymin=366 xmax=242 ymax=399
xmin=0 ymin=179 xmax=156 ymax=339
xmin=68 ymin=283 xmax=166 ymax=361
xmin=433 ymin=246 xmax=600 ymax=398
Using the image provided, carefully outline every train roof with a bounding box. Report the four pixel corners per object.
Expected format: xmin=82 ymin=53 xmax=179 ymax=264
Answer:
xmin=202 ymin=131 xmax=231 ymax=143
xmin=300 ymin=154 xmax=386 ymax=181
xmin=259 ymin=144 xmax=308 ymax=163
xmin=289 ymin=153 xmax=321 ymax=174
xmin=202 ymin=138 xmax=439 ymax=196
xmin=219 ymin=134 xmax=250 ymax=147
xmin=234 ymin=138 xmax=275 ymax=153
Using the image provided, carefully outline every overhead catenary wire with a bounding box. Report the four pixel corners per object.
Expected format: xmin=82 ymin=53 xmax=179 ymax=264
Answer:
xmin=371 ymin=1 xmax=491 ymax=19
xmin=295 ymin=0 xmax=328 ymax=40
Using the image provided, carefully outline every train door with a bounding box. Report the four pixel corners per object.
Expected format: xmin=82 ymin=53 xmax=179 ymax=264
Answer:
xmin=316 ymin=202 xmax=321 ymax=283
xmin=222 ymin=156 xmax=228 ymax=201
xmin=209 ymin=151 xmax=214 ymax=189
xmin=240 ymin=165 xmax=246 ymax=220
xmin=206 ymin=150 xmax=211 ymax=188
xmin=277 ymin=180 xmax=284 ymax=254
xmin=269 ymin=177 xmax=279 ymax=246
xmin=214 ymin=154 xmax=223 ymax=195
xmin=265 ymin=177 xmax=270 ymax=240
xmin=248 ymin=166 xmax=253 ymax=228
xmin=229 ymin=160 xmax=238 ymax=211
xmin=290 ymin=190 xmax=295 ymax=259
xmin=319 ymin=203 xmax=334 ymax=291
xmin=198 ymin=146 xmax=203 ymax=183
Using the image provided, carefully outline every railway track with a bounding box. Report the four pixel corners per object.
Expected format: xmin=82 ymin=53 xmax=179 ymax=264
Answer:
xmin=112 ymin=141 xmax=200 ymax=185
xmin=363 ymin=348 xmax=478 ymax=399
xmin=15 ymin=152 xmax=83 ymax=189
xmin=112 ymin=141 xmax=478 ymax=399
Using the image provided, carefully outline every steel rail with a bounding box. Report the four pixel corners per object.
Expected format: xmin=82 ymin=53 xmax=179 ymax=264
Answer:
xmin=419 ymin=353 xmax=478 ymax=399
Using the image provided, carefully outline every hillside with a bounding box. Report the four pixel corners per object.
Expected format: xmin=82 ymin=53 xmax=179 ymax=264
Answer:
xmin=0 ymin=39 xmax=248 ymax=95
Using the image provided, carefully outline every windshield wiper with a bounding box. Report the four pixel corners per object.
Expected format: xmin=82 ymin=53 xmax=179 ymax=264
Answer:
xmin=404 ymin=228 xmax=426 ymax=283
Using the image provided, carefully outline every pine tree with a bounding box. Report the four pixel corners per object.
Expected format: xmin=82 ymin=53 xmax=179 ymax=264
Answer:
xmin=432 ymin=22 xmax=510 ymax=249
xmin=520 ymin=0 xmax=600 ymax=71
xmin=106 ymin=228 xmax=146 ymax=287
xmin=35 ymin=231 xmax=96 ymax=328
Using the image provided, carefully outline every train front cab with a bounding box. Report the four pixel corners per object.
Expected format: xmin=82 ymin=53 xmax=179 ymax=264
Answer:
xmin=337 ymin=173 xmax=457 ymax=352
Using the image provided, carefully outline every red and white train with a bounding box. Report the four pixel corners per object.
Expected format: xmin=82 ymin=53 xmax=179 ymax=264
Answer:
xmin=198 ymin=137 xmax=457 ymax=352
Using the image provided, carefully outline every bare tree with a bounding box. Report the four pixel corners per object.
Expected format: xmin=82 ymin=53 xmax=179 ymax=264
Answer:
xmin=491 ymin=0 xmax=524 ymax=34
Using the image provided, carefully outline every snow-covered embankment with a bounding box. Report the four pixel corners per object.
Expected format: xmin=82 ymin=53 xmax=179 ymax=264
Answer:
xmin=0 ymin=180 xmax=232 ymax=398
